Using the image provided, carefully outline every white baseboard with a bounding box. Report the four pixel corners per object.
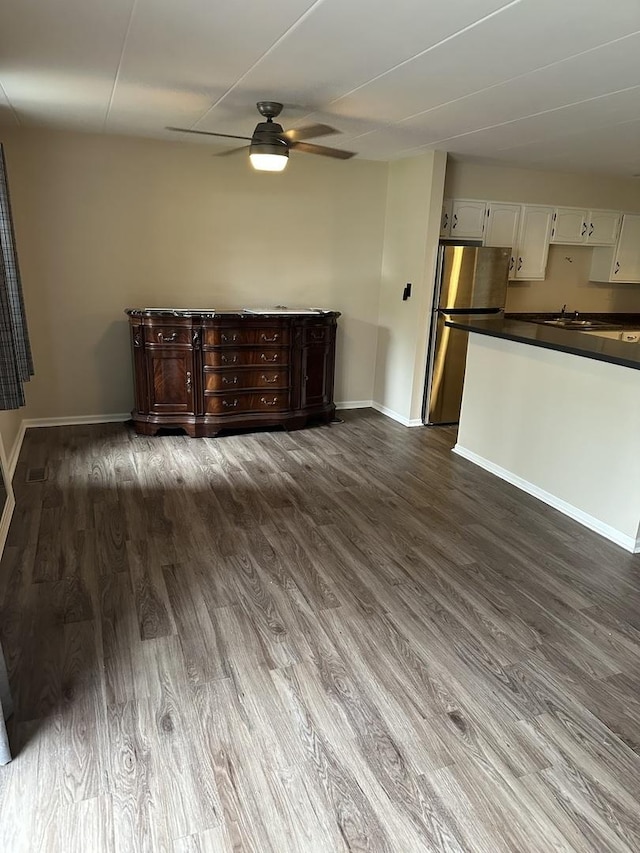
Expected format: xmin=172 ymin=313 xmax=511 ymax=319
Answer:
xmin=453 ymin=444 xmax=640 ymax=554
xmin=22 ymin=413 xmax=131 ymax=429
xmin=7 ymin=419 xmax=26 ymax=479
xmin=335 ymin=400 xmax=372 ymax=410
xmin=0 ymin=489 xmax=15 ymax=555
xmin=371 ymin=401 xmax=423 ymax=427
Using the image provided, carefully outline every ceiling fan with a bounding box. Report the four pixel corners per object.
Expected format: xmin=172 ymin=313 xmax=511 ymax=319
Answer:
xmin=167 ymin=101 xmax=356 ymax=172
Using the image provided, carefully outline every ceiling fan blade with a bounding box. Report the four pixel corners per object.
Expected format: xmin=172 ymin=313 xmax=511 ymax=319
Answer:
xmin=282 ymin=123 xmax=339 ymax=142
xmin=166 ymin=126 xmax=252 ymax=141
xmin=214 ymin=145 xmax=250 ymax=157
xmin=289 ymin=140 xmax=356 ymax=160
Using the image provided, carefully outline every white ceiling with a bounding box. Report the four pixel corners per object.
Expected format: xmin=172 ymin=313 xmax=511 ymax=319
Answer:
xmin=1 ymin=0 xmax=639 ymax=175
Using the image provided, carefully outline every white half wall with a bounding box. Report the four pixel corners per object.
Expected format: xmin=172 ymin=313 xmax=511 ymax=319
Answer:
xmin=455 ymin=333 xmax=640 ymax=552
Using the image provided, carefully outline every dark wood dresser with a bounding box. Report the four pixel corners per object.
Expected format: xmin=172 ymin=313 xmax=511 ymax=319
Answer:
xmin=125 ymin=309 xmax=340 ymax=437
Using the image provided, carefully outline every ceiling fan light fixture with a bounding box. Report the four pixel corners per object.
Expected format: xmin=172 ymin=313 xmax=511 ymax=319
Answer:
xmin=249 ymin=139 xmax=289 ymax=172
xmin=249 ymin=151 xmax=289 ymax=172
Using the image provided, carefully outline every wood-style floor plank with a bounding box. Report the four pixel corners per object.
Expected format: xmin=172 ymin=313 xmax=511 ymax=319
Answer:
xmin=1 ymin=412 xmax=640 ymax=851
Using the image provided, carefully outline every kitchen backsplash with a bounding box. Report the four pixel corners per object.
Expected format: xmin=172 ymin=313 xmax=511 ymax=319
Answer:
xmin=505 ymin=245 xmax=640 ymax=314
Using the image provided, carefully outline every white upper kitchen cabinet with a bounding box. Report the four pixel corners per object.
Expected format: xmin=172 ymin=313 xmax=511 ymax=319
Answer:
xmin=440 ymin=199 xmax=453 ymax=238
xmin=513 ymin=206 xmax=554 ymax=280
xmin=550 ymin=208 xmax=588 ymax=244
xmin=483 ymin=203 xmax=520 ymax=279
xmin=586 ymin=210 xmax=620 ymax=246
xmin=550 ymin=207 xmax=620 ymax=246
xmin=449 ymin=199 xmax=486 ymax=240
xmin=590 ymin=214 xmax=640 ymax=283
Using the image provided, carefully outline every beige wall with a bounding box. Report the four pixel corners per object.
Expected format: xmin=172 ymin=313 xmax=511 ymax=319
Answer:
xmin=0 ymin=127 xmax=388 ymax=420
xmin=445 ymin=160 xmax=640 ymax=314
xmin=374 ymin=151 xmax=446 ymax=422
xmin=444 ymin=160 xmax=640 ymax=211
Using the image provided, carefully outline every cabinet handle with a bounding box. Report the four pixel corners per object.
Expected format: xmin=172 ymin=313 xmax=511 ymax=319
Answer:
xmin=222 ymin=376 xmax=238 ymax=385
xmin=588 ymin=224 xmax=594 ymax=237
xmin=221 ymin=355 xmax=238 ymax=364
xmin=260 ymin=333 xmax=279 ymax=342
xmin=509 ymin=256 xmax=515 ymax=271
xmin=158 ymin=331 xmax=177 ymax=343
xmin=517 ymin=257 xmax=523 ymax=272
xmin=442 ymin=213 xmax=449 ymax=229
xmin=192 ymin=331 xmax=200 ymax=348
xmin=614 ymin=261 xmax=620 ymax=275
xmin=261 ymin=374 xmax=279 ymax=383
xmin=133 ymin=333 xmax=142 ymax=347
xmin=310 ymin=330 xmax=324 ymax=340
xmin=260 ymin=353 xmax=279 ymax=362
xmin=222 ymin=399 xmax=238 ymax=408
xmin=221 ymin=333 xmax=238 ymax=343
xmin=452 ymin=213 xmax=458 ymax=229
xmin=186 ymin=371 xmax=192 ymax=392
xmin=581 ymin=222 xmax=587 ymax=236
xmin=260 ymin=397 xmax=279 ymax=407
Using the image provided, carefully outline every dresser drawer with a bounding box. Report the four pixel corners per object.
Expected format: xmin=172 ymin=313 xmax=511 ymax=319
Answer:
xmin=205 ymin=391 xmax=290 ymax=415
xmin=302 ymin=324 xmax=331 ymax=345
xmin=204 ymin=326 xmax=290 ymax=347
xmin=204 ymin=348 xmax=287 ymax=367
xmin=144 ymin=325 xmax=193 ymax=346
xmin=204 ymin=368 xmax=288 ymax=392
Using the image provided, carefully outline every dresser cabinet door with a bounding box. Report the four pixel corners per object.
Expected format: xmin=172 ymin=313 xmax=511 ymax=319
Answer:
xmin=147 ymin=349 xmax=196 ymax=414
xmin=299 ymin=323 xmax=335 ymax=410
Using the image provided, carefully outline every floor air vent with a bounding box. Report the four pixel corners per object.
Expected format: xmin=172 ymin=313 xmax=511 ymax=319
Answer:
xmin=26 ymin=467 xmax=47 ymax=483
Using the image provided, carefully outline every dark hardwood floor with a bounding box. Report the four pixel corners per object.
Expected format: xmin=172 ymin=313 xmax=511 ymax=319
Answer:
xmin=1 ymin=409 xmax=640 ymax=852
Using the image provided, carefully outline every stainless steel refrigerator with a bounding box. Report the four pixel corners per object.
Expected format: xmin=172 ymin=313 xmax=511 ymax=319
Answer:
xmin=423 ymin=244 xmax=511 ymax=425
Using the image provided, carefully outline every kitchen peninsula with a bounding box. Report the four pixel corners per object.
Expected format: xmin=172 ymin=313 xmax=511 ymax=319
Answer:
xmin=446 ymin=316 xmax=640 ymax=553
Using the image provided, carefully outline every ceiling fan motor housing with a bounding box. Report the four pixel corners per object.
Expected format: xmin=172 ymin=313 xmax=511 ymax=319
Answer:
xmin=250 ymin=121 xmax=289 ymax=159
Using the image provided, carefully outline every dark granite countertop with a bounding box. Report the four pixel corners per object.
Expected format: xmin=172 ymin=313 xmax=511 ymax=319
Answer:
xmin=445 ymin=315 xmax=640 ymax=371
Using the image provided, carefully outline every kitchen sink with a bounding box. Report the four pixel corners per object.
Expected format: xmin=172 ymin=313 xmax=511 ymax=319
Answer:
xmin=538 ymin=318 xmax=620 ymax=330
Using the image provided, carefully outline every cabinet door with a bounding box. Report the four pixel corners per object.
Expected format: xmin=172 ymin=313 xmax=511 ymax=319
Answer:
xmin=300 ymin=344 xmax=332 ymax=410
xmin=146 ymin=349 xmax=196 ymax=414
xmin=440 ymin=199 xmax=452 ymax=238
xmin=450 ymin=200 xmax=486 ymax=239
xmin=612 ymin=215 xmax=640 ymax=283
xmin=550 ymin=208 xmax=587 ymax=244
xmin=483 ymin=203 xmax=520 ymax=279
xmin=585 ymin=210 xmax=620 ymax=246
xmin=514 ymin=206 xmax=554 ymax=280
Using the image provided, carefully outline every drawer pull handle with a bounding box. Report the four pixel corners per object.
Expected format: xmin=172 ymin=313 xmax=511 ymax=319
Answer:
xmin=261 ymin=353 xmax=279 ymax=362
xmin=186 ymin=371 xmax=192 ymax=392
xmin=192 ymin=331 xmax=200 ymax=347
xmin=221 ymin=333 xmax=238 ymax=343
xmin=261 ymin=374 xmax=279 ymax=383
xmin=581 ymin=222 xmax=587 ymax=236
xmin=158 ymin=331 xmax=177 ymax=343
xmin=452 ymin=213 xmax=457 ymax=229
xmin=260 ymin=333 xmax=279 ymax=342
xmin=442 ymin=213 xmax=448 ymax=229
xmin=261 ymin=397 xmax=278 ymax=407
xmin=614 ymin=261 xmax=620 ymax=275
xmin=222 ymin=376 xmax=238 ymax=385
xmin=222 ymin=399 xmax=238 ymax=408
xmin=517 ymin=257 xmax=523 ymax=272
xmin=588 ymin=224 xmax=594 ymax=237
xmin=221 ymin=355 xmax=238 ymax=364
xmin=310 ymin=330 xmax=324 ymax=340
xmin=133 ymin=333 xmax=142 ymax=347
xmin=509 ymin=256 xmax=515 ymax=271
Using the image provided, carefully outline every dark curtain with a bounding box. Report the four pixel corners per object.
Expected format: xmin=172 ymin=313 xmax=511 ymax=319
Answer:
xmin=0 ymin=143 xmax=33 ymax=410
